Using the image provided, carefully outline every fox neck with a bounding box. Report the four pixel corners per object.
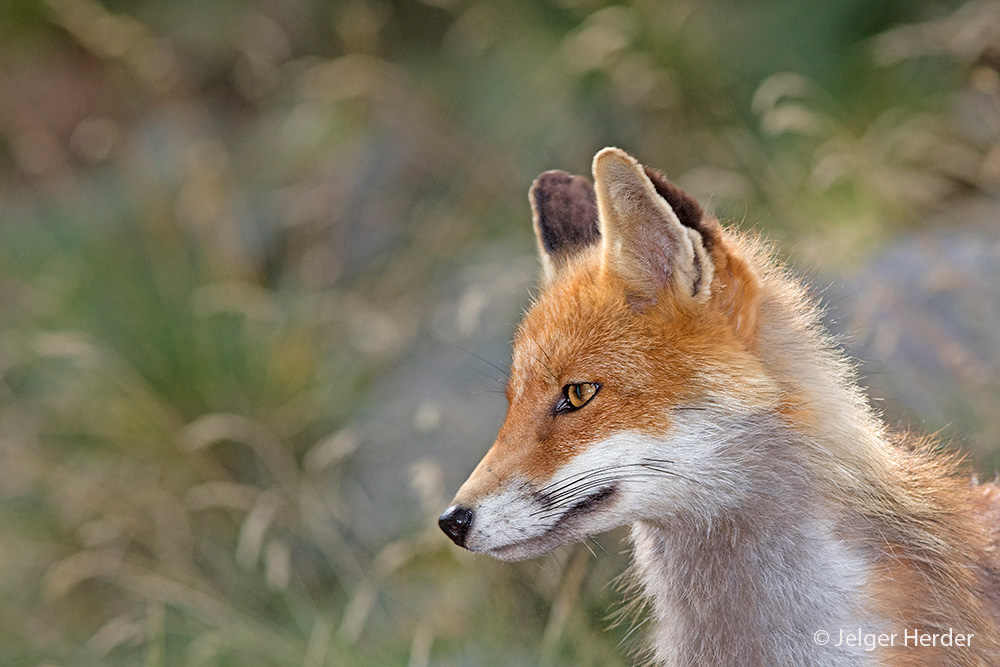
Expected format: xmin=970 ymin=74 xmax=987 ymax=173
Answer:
xmin=629 ymin=420 xmax=877 ymax=667
xmin=622 ymin=266 xmax=1000 ymax=665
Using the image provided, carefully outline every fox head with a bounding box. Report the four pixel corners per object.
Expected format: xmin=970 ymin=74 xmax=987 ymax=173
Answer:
xmin=439 ymin=147 xmax=784 ymax=560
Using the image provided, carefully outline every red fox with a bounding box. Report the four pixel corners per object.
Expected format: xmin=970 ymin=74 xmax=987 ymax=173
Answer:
xmin=438 ymin=147 xmax=1000 ymax=666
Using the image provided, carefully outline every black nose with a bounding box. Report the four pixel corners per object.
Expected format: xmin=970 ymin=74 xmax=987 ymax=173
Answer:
xmin=438 ymin=505 xmax=474 ymax=547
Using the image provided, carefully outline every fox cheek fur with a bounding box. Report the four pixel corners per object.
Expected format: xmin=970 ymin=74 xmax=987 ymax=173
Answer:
xmin=439 ymin=147 xmax=1000 ymax=666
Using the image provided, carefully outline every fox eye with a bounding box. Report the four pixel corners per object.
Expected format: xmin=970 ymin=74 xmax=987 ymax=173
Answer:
xmin=557 ymin=382 xmax=600 ymax=414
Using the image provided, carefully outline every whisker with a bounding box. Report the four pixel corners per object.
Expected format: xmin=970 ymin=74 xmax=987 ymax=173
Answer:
xmin=454 ymin=343 xmax=512 ymax=382
xmin=527 ymin=459 xmax=691 ymax=522
xmin=536 ymin=466 xmax=683 ymax=509
xmin=539 ymin=472 xmax=631 ymax=507
xmin=536 ymin=463 xmax=630 ymax=498
xmin=539 ymin=461 xmax=679 ymax=505
xmin=538 ymin=460 xmax=673 ymax=494
xmin=527 ymin=337 xmax=559 ymax=384
xmin=473 ymin=367 xmax=506 ymax=386
xmin=532 ymin=473 xmax=673 ymax=518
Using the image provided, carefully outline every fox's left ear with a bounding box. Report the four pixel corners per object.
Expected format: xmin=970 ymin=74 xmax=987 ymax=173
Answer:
xmin=530 ymin=170 xmax=601 ymax=283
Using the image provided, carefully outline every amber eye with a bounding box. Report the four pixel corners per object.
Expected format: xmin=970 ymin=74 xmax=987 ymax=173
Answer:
xmin=557 ymin=382 xmax=600 ymax=414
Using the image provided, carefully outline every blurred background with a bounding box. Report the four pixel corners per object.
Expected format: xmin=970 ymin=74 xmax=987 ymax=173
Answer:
xmin=1 ymin=0 xmax=999 ymax=665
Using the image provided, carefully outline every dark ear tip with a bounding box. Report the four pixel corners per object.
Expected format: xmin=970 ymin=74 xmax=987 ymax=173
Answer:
xmin=531 ymin=170 xmax=591 ymax=199
xmin=641 ymin=165 xmax=714 ymax=248
xmin=529 ymin=170 xmax=597 ymax=212
xmin=535 ymin=170 xmax=574 ymax=184
xmin=530 ymin=169 xmax=600 ymax=263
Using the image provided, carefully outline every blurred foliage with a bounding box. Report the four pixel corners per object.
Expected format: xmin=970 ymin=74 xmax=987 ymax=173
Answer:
xmin=0 ymin=0 xmax=998 ymax=665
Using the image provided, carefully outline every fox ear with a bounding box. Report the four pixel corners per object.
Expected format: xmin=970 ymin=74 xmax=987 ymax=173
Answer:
xmin=530 ymin=170 xmax=601 ymax=283
xmin=593 ymin=147 xmax=714 ymax=304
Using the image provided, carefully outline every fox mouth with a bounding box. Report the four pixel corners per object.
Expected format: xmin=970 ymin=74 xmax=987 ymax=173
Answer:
xmin=485 ymin=485 xmax=618 ymax=561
